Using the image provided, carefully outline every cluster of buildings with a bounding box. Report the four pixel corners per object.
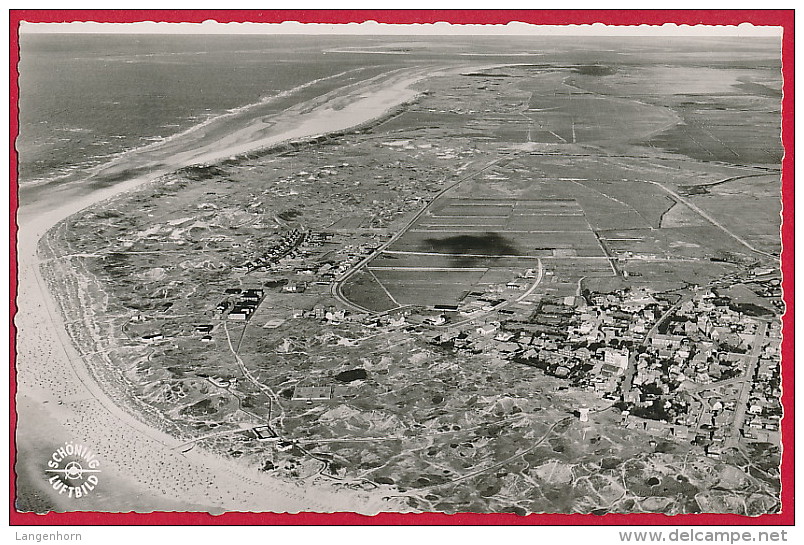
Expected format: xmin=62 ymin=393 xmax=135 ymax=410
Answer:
xmin=423 ymin=289 xmax=661 ymax=394
xmin=743 ymin=348 xmax=782 ymax=444
xmin=235 ymin=229 xmax=306 ymax=273
xmin=290 ymin=303 xmax=347 ymax=323
xmin=621 ymin=286 xmax=780 ymax=450
xmin=262 ymin=231 xmax=388 ymax=287
xmin=420 ymin=281 xmax=781 ymax=451
xmin=217 ymin=287 xmax=265 ymax=321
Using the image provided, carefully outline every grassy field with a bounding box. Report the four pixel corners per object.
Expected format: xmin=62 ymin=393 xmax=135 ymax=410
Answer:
xmin=347 ymin=184 xmax=617 ymax=310
xmin=370 ymin=268 xmax=488 ymax=306
xmin=340 ymin=58 xmax=780 ymax=312
xmin=649 ymin=108 xmax=781 ymax=164
xmin=339 ymin=269 xmax=398 ymax=312
xmin=566 ymin=65 xmax=781 ymax=165
xmin=688 ymin=174 xmax=783 ymax=254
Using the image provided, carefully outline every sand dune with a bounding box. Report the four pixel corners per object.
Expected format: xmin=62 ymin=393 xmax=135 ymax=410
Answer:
xmin=13 ymin=66 xmax=437 ymax=513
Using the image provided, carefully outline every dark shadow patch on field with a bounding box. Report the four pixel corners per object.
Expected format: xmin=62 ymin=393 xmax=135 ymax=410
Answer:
xmin=422 ymin=231 xmax=520 ymax=267
xmin=573 ymin=65 xmax=617 ymax=76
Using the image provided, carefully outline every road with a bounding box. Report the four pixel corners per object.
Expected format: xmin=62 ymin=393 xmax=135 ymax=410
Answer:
xmin=686 ymin=372 xmax=748 ymax=395
xmin=727 ymin=321 xmax=768 ymax=447
xmin=435 ymin=258 xmax=543 ymax=329
xmin=622 ymin=297 xmax=686 ymax=395
xmin=222 ymin=322 xmax=285 ymax=427
xmin=646 ymin=180 xmax=775 ymax=258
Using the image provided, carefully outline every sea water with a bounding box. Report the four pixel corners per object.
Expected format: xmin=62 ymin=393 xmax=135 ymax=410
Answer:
xmin=16 ymin=34 xmax=412 ymax=194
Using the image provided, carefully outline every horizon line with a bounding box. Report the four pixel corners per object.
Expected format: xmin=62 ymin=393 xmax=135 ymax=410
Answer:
xmin=19 ymin=21 xmax=783 ymax=37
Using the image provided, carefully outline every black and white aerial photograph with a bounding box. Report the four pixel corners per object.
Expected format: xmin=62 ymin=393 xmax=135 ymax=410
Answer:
xmin=11 ymin=14 xmax=789 ymax=520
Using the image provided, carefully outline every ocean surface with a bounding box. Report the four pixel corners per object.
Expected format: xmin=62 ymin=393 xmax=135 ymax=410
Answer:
xmin=16 ymin=34 xmax=412 ymax=190
xmin=16 ymin=33 xmax=780 ymax=203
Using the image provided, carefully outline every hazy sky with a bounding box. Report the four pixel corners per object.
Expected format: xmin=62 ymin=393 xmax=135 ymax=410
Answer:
xmin=19 ymin=20 xmax=783 ymax=37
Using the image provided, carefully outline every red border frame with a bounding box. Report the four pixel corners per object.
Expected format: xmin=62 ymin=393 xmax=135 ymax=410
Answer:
xmin=8 ymin=9 xmax=794 ymax=526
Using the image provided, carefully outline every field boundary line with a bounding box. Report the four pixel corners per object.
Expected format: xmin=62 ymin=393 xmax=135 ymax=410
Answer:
xmin=646 ymin=180 xmax=775 ymax=258
xmin=366 ymin=267 xmax=401 ymax=307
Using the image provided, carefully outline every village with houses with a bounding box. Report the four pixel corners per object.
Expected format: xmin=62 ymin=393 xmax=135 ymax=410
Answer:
xmin=209 ymin=230 xmax=783 ymax=460
xmin=120 ymin=200 xmax=782 ymax=469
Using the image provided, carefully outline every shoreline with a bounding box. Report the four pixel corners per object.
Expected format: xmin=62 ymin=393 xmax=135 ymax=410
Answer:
xmin=17 ymin=66 xmax=438 ymax=252
xmin=13 ymin=66 xmax=442 ymax=513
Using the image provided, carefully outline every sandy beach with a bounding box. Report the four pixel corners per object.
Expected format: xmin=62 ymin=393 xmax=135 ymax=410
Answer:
xmin=13 ymin=66 xmax=436 ymax=513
